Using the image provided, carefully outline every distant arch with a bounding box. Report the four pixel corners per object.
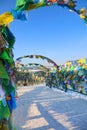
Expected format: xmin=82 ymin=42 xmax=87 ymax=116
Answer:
xmin=15 ymin=62 xmax=49 ymax=72
xmin=16 ymin=54 xmax=59 ymax=71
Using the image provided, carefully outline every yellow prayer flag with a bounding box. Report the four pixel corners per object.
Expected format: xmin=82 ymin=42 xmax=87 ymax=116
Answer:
xmin=78 ymin=58 xmax=86 ymax=64
xmin=65 ymin=61 xmax=71 ymax=66
xmin=0 ymin=12 xmax=14 ymax=25
xmin=80 ymin=14 xmax=85 ymax=19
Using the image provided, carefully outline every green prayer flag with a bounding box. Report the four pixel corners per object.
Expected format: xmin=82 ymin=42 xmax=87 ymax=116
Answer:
xmin=16 ymin=0 xmax=46 ymax=11
xmin=0 ymin=50 xmax=13 ymax=63
xmin=0 ymin=60 xmax=9 ymax=79
xmin=1 ymin=26 xmax=15 ymax=49
xmin=16 ymin=0 xmax=25 ymax=7
xmin=3 ymin=82 xmax=15 ymax=96
xmin=0 ymin=100 xmax=10 ymax=120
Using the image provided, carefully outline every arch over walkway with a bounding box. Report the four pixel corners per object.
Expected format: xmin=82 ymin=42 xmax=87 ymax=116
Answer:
xmin=15 ymin=62 xmax=49 ymax=72
xmin=16 ymin=54 xmax=59 ymax=70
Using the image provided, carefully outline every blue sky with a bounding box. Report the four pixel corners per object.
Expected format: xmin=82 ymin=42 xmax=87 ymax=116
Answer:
xmin=0 ymin=0 xmax=87 ymax=66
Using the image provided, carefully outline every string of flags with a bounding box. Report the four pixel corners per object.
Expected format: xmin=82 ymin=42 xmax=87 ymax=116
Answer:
xmin=0 ymin=0 xmax=87 ymax=26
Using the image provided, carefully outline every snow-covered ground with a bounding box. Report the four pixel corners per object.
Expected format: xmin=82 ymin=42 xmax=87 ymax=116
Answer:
xmin=52 ymin=87 xmax=87 ymax=101
xmin=14 ymin=85 xmax=87 ymax=130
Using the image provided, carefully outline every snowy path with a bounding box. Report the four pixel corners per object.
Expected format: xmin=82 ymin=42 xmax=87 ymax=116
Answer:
xmin=14 ymin=85 xmax=87 ymax=130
